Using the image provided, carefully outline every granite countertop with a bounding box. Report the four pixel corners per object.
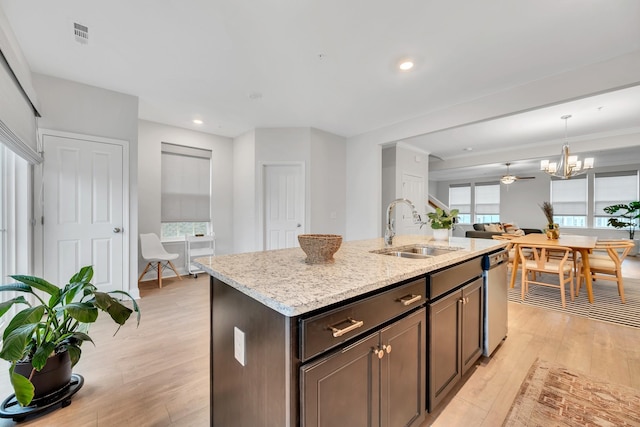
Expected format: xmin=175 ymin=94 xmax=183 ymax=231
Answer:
xmin=195 ymin=235 xmax=506 ymax=317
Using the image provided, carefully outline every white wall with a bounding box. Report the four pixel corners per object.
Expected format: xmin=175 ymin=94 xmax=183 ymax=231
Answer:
xmin=233 ymin=127 xmax=346 ymax=253
xmin=137 ymin=120 xmax=234 ymax=277
xmin=381 ymin=146 xmax=396 ymax=236
xmin=233 ymin=130 xmax=256 ymax=253
xmin=31 ymin=73 xmax=140 ymax=295
xmin=310 ymin=128 xmax=346 ymax=235
xmin=346 ymin=138 xmax=381 ymax=241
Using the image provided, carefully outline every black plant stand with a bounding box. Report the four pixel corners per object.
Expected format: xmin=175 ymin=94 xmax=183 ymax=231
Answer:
xmin=0 ymin=374 xmax=84 ymax=422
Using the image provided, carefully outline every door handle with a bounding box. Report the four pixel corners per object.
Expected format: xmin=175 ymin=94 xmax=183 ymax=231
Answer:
xmin=297 ymin=223 xmax=302 ymax=228
xmin=113 ymin=227 xmax=122 ymax=233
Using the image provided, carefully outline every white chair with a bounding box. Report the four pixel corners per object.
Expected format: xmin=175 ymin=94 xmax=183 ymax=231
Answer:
xmin=139 ymin=233 xmax=182 ymax=288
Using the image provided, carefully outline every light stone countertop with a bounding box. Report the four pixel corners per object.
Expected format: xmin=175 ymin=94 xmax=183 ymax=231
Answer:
xmin=195 ymin=235 xmax=507 ymax=317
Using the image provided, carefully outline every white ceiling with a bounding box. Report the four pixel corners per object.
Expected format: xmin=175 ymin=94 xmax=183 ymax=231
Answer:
xmin=1 ymin=0 xmax=640 ymax=178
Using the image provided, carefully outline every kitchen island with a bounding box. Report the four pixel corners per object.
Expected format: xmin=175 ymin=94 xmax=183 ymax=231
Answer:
xmin=196 ymin=235 xmax=505 ymax=426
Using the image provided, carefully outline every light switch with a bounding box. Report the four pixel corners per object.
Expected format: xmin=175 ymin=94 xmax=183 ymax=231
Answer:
xmin=234 ymin=327 xmax=246 ymax=366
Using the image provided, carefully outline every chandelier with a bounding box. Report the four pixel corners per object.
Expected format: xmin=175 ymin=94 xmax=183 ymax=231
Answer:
xmin=540 ymin=115 xmax=594 ymax=179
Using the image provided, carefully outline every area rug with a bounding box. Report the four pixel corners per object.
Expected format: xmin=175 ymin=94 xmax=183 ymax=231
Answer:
xmin=503 ymin=358 xmax=640 ymax=426
xmin=508 ymin=275 xmax=640 ymax=328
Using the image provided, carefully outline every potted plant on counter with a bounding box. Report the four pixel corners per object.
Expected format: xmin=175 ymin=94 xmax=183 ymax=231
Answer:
xmin=427 ymin=207 xmax=459 ymax=240
xmin=0 ymin=266 xmax=140 ymax=409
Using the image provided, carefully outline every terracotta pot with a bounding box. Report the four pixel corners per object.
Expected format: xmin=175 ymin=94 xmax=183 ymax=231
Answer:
xmin=14 ymin=351 xmax=72 ymax=401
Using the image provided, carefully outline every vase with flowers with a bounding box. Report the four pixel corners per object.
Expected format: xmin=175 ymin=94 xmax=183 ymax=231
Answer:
xmin=540 ymin=201 xmax=560 ymax=239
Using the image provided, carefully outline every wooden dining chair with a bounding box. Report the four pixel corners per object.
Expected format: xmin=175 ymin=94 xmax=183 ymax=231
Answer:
xmin=518 ymin=244 xmax=574 ymax=308
xmin=576 ymin=240 xmax=634 ymax=303
xmin=493 ymin=235 xmax=532 ymax=278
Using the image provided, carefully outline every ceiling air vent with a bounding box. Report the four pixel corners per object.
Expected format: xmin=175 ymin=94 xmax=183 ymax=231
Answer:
xmin=74 ymin=22 xmax=88 ymax=45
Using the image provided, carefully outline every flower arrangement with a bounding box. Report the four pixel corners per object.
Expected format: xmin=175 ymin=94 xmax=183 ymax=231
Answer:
xmin=540 ymin=201 xmax=555 ymax=226
xmin=539 ymin=201 xmax=559 ymax=239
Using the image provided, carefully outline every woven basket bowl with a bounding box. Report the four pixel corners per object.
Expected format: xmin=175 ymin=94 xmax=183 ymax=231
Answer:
xmin=298 ymin=234 xmax=342 ymax=264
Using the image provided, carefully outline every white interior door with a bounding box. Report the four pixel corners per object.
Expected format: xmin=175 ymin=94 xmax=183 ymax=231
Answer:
xmin=42 ymin=133 xmax=126 ymax=292
xmin=397 ymin=173 xmax=425 ymax=235
xmin=264 ymin=164 xmax=304 ymax=250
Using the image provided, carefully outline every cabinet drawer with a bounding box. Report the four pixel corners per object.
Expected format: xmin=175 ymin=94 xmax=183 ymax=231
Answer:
xmin=429 ymin=257 xmax=482 ymax=300
xmin=300 ymin=278 xmax=426 ymax=362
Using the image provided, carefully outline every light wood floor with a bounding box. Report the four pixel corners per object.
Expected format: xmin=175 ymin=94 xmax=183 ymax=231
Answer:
xmin=0 ymin=257 xmax=638 ymax=426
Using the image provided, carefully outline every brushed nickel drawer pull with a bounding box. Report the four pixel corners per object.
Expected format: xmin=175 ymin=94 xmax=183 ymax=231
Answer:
xmin=398 ymin=294 xmax=422 ymax=306
xmin=329 ymin=317 xmax=364 ymax=338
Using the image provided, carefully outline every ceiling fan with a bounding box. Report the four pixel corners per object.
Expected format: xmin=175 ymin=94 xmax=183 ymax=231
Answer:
xmin=500 ymin=162 xmax=535 ymax=185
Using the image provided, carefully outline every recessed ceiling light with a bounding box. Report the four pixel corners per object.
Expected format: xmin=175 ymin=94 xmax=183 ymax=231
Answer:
xmin=464 ymin=147 xmax=473 ymax=151
xmin=399 ymin=60 xmax=414 ymax=71
xmin=192 ymin=119 xmax=203 ymax=125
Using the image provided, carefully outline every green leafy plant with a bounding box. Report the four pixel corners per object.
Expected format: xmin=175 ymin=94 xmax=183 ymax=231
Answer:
xmin=604 ymin=201 xmax=640 ymax=239
xmin=426 ymin=207 xmax=459 ymax=230
xmin=0 ymin=266 xmax=140 ymax=406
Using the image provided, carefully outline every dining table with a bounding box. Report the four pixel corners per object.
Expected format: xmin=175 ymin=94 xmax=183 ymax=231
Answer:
xmin=509 ymin=233 xmax=599 ymax=303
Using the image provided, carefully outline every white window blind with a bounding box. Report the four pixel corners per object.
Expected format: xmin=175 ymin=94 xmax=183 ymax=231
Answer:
xmin=594 ymin=171 xmax=638 ymax=216
xmin=161 ymin=143 xmax=212 ymax=223
xmin=474 ymin=182 xmax=500 ymax=214
xmin=449 ymin=185 xmax=471 ymax=215
xmin=0 ymin=52 xmax=40 ymax=164
xmin=551 ymin=177 xmax=587 ymax=215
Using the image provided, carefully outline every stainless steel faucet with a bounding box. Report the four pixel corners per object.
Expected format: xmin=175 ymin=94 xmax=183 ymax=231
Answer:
xmin=384 ymin=198 xmax=424 ymax=246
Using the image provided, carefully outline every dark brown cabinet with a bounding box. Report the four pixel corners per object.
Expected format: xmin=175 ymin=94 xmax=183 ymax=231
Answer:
xmin=301 ymin=308 xmax=426 ymax=427
xmin=428 ymin=277 xmax=483 ymax=412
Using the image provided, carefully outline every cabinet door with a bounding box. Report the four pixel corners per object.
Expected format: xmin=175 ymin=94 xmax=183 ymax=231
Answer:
xmin=380 ymin=308 xmax=426 ymax=427
xmin=301 ymin=333 xmax=380 ymax=427
xmin=461 ymin=278 xmax=483 ymax=374
xmin=428 ymin=290 xmax=462 ymax=412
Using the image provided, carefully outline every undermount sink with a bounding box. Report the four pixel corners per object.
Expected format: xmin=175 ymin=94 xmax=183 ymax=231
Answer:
xmin=382 ymin=251 xmax=432 ymax=259
xmin=374 ymin=244 xmax=461 ymax=259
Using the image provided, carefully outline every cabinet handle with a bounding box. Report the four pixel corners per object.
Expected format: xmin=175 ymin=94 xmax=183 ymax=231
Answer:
xmin=373 ymin=347 xmax=385 ymax=359
xmin=383 ymin=344 xmax=392 ymax=354
xmin=328 ymin=318 xmax=364 ymax=338
xmin=398 ymin=294 xmax=422 ymax=306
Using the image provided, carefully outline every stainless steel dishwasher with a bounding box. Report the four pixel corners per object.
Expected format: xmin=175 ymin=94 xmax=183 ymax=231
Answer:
xmin=482 ymin=249 xmax=509 ymax=357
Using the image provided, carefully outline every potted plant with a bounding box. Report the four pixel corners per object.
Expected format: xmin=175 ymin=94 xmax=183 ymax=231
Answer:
xmin=603 ymin=201 xmax=640 ymax=239
xmin=604 ymin=201 xmax=640 ymax=255
xmin=0 ymin=265 xmax=140 ymax=407
xmin=427 ymin=207 xmax=459 ymax=240
xmin=540 ymin=201 xmax=559 ymax=239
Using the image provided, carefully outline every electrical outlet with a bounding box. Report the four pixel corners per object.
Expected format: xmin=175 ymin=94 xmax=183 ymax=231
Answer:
xmin=234 ymin=327 xmax=246 ymax=366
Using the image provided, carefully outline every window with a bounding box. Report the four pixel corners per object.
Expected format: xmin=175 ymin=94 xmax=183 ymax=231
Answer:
xmin=474 ymin=182 xmax=500 ymax=223
xmin=551 ymin=177 xmax=587 ymax=227
xmin=160 ymin=143 xmax=212 ymax=240
xmin=449 ymin=184 xmax=471 ymax=224
xmin=0 ymin=144 xmax=31 ymax=332
xmin=593 ymin=171 xmax=639 ymax=228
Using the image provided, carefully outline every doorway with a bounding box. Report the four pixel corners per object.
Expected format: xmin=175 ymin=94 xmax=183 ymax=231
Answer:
xmin=396 ymin=172 xmax=425 ymax=235
xmin=261 ymin=163 xmax=305 ymax=250
xmin=37 ymin=130 xmax=129 ymax=292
